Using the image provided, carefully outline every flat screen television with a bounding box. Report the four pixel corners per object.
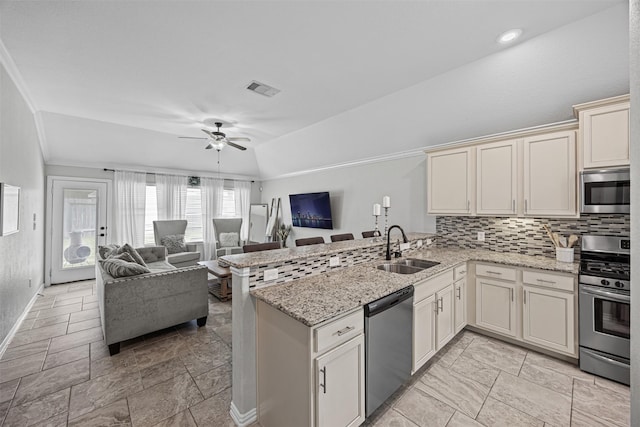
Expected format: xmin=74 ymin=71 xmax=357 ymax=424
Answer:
xmin=289 ymin=192 xmax=334 ymax=229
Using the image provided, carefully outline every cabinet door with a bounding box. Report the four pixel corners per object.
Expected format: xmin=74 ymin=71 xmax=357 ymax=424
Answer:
xmin=476 ymin=140 xmax=518 ymax=215
xmin=316 ymin=335 xmax=365 ymax=427
xmin=523 ymin=286 xmax=575 ymax=356
xmin=436 ymin=284 xmax=455 ymax=350
xmin=413 ymin=294 xmax=436 ymax=372
xmin=475 ymin=278 xmax=517 ymax=337
xmin=454 ymin=278 xmax=467 ymax=334
xmin=523 ymin=131 xmax=576 ymax=217
xmin=427 ymin=147 xmax=474 ymax=215
xmin=581 ymin=102 xmax=630 ymax=168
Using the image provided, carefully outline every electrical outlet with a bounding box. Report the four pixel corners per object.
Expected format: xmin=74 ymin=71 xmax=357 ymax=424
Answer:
xmin=426 ymin=239 xmax=433 ymax=245
xmin=400 ymin=242 xmax=410 ymax=251
xmin=263 ymin=268 xmax=279 ymax=281
xmin=477 ymin=231 xmax=485 ymax=242
xmin=416 ymin=239 xmax=423 ymax=248
xmin=329 ymin=256 xmax=340 ymax=267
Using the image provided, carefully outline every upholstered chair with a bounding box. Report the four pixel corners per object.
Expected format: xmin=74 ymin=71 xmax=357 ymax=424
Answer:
xmin=153 ymin=220 xmax=201 ymax=268
xmin=330 ymin=233 xmax=355 ymax=242
xmin=243 ymin=242 xmax=281 ymax=253
xmin=213 ymin=218 xmax=245 ymax=258
xmin=295 ymin=236 xmax=325 ymax=246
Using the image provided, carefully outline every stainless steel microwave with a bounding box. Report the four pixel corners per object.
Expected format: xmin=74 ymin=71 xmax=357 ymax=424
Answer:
xmin=580 ymin=168 xmax=630 ymax=214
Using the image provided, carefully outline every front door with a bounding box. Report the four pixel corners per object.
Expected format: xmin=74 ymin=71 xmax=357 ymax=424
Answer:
xmin=48 ymin=178 xmax=109 ymax=284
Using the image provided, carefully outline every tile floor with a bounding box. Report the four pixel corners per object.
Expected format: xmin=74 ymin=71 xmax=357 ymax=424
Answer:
xmin=0 ymin=280 xmax=631 ymax=426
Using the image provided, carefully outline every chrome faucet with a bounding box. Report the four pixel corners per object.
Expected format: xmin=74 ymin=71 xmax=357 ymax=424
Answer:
xmin=386 ymin=225 xmax=409 ymax=260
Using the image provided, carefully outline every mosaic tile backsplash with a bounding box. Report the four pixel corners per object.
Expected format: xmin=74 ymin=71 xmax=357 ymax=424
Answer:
xmin=436 ymin=214 xmax=630 ymax=260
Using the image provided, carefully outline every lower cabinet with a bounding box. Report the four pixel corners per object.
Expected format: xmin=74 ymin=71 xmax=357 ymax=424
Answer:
xmin=316 ymin=335 xmax=365 ymax=427
xmin=435 ymin=284 xmax=455 ymax=350
xmin=522 ymin=285 xmax=575 ymax=355
xmin=454 ymin=278 xmax=467 ymax=334
xmin=257 ymin=302 xmax=365 ymax=427
xmin=413 ymin=294 xmax=436 ymax=371
xmin=475 ymin=276 xmax=517 ymax=337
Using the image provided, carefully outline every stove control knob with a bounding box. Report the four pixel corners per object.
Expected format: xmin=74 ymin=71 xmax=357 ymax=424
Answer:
xmin=600 ymin=279 xmax=610 ymax=286
xmin=615 ymin=281 xmax=624 ymax=288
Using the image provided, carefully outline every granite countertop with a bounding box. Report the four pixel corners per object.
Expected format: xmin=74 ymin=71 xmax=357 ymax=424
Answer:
xmin=250 ymin=246 xmax=579 ymax=327
xmin=219 ymin=232 xmax=435 ymax=268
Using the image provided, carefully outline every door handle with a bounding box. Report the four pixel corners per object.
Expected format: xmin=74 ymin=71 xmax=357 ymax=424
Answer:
xmin=467 ymin=200 xmax=470 ymax=212
xmin=524 ymin=290 xmax=527 ymax=304
xmin=99 ymin=233 xmax=105 ymax=237
xmin=510 ymin=288 xmax=514 ymax=302
xmin=524 ymin=199 xmax=528 ymax=213
xmin=320 ymin=367 xmax=327 ymax=394
xmin=457 ymin=287 xmax=461 ymax=300
xmin=439 ymin=297 xmax=444 ymax=312
xmin=512 ymin=200 xmax=515 ymax=212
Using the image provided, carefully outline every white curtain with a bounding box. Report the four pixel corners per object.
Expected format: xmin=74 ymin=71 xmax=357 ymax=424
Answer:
xmin=234 ymin=181 xmax=252 ymax=241
xmin=201 ymin=176 xmax=225 ymax=260
xmin=113 ymin=170 xmax=147 ymax=247
xmin=155 ymin=174 xmax=187 ymax=220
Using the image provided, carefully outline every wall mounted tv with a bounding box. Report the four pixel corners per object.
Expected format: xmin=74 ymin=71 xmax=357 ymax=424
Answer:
xmin=289 ymin=192 xmax=334 ymax=229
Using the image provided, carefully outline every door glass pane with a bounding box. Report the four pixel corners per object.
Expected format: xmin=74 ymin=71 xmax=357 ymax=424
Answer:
xmin=594 ymin=299 xmax=630 ymax=339
xmin=61 ymin=189 xmax=97 ymax=269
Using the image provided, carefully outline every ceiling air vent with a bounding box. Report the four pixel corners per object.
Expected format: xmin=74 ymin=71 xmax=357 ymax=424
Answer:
xmin=246 ymin=80 xmax=280 ymax=97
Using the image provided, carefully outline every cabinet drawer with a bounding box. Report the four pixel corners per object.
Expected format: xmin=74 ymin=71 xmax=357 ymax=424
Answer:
xmin=414 ymin=269 xmax=454 ymax=303
xmin=523 ymin=270 xmax=574 ymax=292
xmin=476 ymin=263 xmax=516 ymax=282
xmin=454 ymin=264 xmax=467 ymax=281
xmin=314 ymin=309 xmax=364 ymax=354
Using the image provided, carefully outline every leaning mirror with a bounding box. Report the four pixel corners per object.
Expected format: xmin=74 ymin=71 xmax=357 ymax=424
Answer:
xmin=248 ymin=204 xmax=269 ymax=244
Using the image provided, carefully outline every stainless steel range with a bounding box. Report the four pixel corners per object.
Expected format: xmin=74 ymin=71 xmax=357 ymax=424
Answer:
xmin=579 ymin=235 xmax=630 ymax=385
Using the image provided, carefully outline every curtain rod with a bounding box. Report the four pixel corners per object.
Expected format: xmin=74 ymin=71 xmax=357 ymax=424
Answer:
xmin=103 ymin=168 xmax=255 ymax=183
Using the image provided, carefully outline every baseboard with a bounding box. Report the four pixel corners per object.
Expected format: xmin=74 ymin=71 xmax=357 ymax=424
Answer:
xmin=230 ymin=401 xmax=257 ymax=427
xmin=0 ymin=283 xmax=45 ymax=359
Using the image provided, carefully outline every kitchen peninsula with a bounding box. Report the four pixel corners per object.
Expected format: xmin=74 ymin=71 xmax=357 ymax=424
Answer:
xmin=220 ymin=235 xmax=579 ymax=427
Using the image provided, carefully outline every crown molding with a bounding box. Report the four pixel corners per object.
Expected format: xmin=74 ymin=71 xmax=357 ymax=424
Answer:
xmin=0 ymin=37 xmax=50 ymax=160
xmin=259 ymin=148 xmax=425 ymax=181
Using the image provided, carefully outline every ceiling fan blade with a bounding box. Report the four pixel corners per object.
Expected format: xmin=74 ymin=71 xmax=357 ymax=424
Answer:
xmin=179 ymin=136 xmax=208 ymax=140
xmin=227 ymin=137 xmax=251 ymax=142
xmin=226 ymin=141 xmax=247 ymax=151
xmin=201 ymin=129 xmax=216 ymax=138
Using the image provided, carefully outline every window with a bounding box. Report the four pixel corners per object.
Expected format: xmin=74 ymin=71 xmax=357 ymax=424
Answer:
xmin=144 ymin=185 xmax=236 ymax=245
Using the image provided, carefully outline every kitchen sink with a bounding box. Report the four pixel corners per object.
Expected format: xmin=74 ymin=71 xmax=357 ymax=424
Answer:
xmin=376 ymin=263 xmax=424 ymax=275
xmin=395 ymin=258 xmax=440 ymax=269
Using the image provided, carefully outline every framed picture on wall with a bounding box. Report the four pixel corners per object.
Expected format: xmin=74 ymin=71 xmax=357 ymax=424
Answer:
xmin=0 ymin=183 xmax=20 ymax=236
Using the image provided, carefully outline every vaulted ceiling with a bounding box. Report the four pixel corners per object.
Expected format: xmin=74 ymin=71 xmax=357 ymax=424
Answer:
xmin=0 ymin=1 xmax=629 ymax=179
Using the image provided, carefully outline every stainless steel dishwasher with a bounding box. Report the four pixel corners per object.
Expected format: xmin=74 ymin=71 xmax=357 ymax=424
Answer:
xmin=364 ymin=285 xmax=414 ymax=417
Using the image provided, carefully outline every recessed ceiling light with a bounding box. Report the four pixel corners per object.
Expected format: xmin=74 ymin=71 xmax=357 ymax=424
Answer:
xmin=497 ymin=29 xmax=522 ymax=44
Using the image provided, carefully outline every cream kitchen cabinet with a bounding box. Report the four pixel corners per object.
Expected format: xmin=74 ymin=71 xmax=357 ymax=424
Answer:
xmin=412 ymin=268 xmax=455 ymax=372
xmin=427 ymin=147 xmax=474 ymax=215
xmin=476 ymin=139 xmax=518 ymax=215
xmin=257 ymin=303 xmax=365 ymax=427
xmin=454 ymin=264 xmax=467 ymax=334
xmin=522 ymin=270 xmax=576 ymax=356
xmin=574 ymin=95 xmax=630 ymax=169
xmin=523 ymin=130 xmax=577 ymax=217
xmin=475 ymin=264 xmax=517 ymax=337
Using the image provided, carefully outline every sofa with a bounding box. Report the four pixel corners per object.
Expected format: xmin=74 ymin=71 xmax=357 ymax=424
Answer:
xmin=96 ymin=245 xmax=208 ymax=355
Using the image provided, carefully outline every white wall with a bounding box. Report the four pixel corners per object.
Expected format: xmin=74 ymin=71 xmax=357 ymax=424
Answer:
xmin=260 ymin=155 xmax=435 ymax=246
xmin=629 ymin=1 xmax=638 ymax=424
xmin=0 ymin=63 xmax=45 ymax=344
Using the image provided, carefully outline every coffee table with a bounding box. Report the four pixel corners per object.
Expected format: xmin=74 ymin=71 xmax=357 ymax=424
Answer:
xmin=198 ymin=260 xmax=232 ymax=301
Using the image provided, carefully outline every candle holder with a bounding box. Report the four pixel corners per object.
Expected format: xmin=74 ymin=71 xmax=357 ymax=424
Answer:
xmin=383 ymin=207 xmax=389 ymax=238
xmin=373 ymin=214 xmax=382 ymax=241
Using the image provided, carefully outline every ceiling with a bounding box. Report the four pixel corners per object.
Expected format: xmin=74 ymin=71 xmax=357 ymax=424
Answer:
xmin=0 ymin=1 xmax=629 ymax=179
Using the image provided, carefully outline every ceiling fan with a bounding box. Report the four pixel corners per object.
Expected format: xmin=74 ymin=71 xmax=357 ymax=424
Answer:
xmin=179 ymin=122 xmax=250 ymax=151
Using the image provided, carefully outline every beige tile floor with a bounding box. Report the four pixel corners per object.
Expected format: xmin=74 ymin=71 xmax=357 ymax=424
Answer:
xmin=0 ymin=280 xmax=631 ymax=426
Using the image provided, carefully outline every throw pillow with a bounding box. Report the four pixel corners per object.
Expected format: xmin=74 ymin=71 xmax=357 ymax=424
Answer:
xmin=219 ymin=232 xmax=240 ymax=248
xmin=109 ymin=252 xmax=136 ymax=263
xmin=115 ymin=243 xmax=147 ymax=266
xmin=160 ymin=234 xmax=187 ymax=254
xmin=98 ymin=244 xmax=120 ymax=260
xmin=99 ymin=258 xmax=150 ymax=278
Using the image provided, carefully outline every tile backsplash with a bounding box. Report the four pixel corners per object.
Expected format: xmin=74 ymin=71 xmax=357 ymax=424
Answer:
xmin=436 ymin=215 xmax=630 ymax=260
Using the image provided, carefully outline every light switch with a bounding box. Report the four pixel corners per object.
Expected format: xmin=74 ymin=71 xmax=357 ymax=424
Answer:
xmin=263 ymin=268 xmax=278 ymax=281
xmin=400 ymin=242 xmax=410 ymax=251
xmin=329 ymin=256 xmax=340 ymax=267
xmin=416 ymin=239 xmax=423 ymax=248
xmin=477 ymin=231 xmax=485 ymax=242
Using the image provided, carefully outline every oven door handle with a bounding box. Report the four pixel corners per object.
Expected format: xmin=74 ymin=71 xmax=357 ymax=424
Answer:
xmin=581 ymin=348 xmax=630 ymax=369
xmin=580 ymin=285 xmax=630 ymax=303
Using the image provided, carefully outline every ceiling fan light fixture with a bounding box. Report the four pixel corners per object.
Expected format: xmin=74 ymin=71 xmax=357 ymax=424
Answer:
xmin=210 ymin=141 xmax=225 ymax=151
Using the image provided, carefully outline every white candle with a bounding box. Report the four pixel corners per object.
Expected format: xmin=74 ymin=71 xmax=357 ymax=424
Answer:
xmin=382 ymin=196 xmax=391 ymax=208
xmin=373 ymin=203 xmax=381 ymax=216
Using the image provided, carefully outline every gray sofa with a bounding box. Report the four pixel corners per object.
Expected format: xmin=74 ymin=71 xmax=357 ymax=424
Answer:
xmin=96 ymin=246 xmax=208 ymax=355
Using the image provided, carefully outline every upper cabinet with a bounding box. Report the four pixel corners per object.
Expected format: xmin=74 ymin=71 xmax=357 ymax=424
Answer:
xmin=574 ymin=95 xmax=630 ymax=169
xmin=427 ymin=147 xmax=474 ymax=215
xmin=476 ymin=139 xmax=518 ymax=216
xmin=523 ymin=131 xmax=577 ymax=217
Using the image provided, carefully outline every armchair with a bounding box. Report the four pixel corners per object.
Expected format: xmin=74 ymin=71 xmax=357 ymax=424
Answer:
xmin=153 ymin=220 xmax=201 ymax=268
xmin=213 ymin=218 xmax=245 ymax=258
